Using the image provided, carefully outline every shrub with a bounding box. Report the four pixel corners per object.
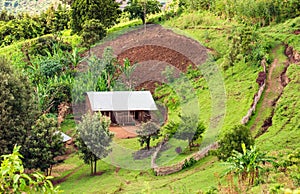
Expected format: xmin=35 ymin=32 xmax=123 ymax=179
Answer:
xmin=182 ymin=157 xmax=196 ymax=169
xmin=216 ymin=125 xmax=254 ymax=160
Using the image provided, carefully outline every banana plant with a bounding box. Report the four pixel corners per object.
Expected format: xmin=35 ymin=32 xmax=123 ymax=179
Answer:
xmin=223 ymin=143 xmax=276 ymax=186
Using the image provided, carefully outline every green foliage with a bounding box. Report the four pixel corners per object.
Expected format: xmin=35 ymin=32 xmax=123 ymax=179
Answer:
xmin=23 ymin=41 xmax=76 ymax=113
xmin=124 ymin=0 xmax=162 ymax=24
xmin=0 ymin=9 xmax=15 ymax=21
xmin=0 ymin=4 xmax=71 ymax=47
xmin=137 ymin=121 xmax=160 ymax=150
xmin=66 ymin=47 xmax=85 ymax=68
xmin=224 ymin=25 xmax=269 ymax=71
xmin=81 ymin=19 xmax=107 ymax=52
xmin=115 ymin=58 xmax=137 ymax=90
xmin=182 ymin=157 xmax=196 ymax=169
xmin=0 ymin=17 xmax=42 ymax=47
xmin=172 ymin=114 xmax=205 ymax=150
xmin=276 ymin=148 xmax=300 ymax=187
xmin=223 ymin=143 xmax=276 ymax=186
xmin=0 ymin=57 xmax=37 ymax=156
xmin=39 ymin=4 xmax=70 ymax=34
xmin=22 ymin=114 xmax=65 ymax=175
xmin=216 ymin=125 xmax=254 ymax=160
xmin=76 ymin=112 xmax=114 ymax=175
xmin=256 ymin=64 xmax=300 ymax=151
xmin=184 ymin=0 xmax=300 ymax=27
xmin=73 ymin=47 xmax=120 ymax=103
xmin=0 ymin=145 xmax=61 ymax=193
xmin=71 ymin=0 xmax=121 ymax=33
xmin=26 ymin=36 xmax=72 ymax=57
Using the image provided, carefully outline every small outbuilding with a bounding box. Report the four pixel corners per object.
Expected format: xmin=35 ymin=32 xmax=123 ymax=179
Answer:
xmin=85 ymin=91 xmax=157 ymax=125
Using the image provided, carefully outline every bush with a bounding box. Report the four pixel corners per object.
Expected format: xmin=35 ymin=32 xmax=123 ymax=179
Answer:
xmin=216 ymin=125 xmax=254 ymax=160
xmin=182 ymin=157 xmax=196 ymax=169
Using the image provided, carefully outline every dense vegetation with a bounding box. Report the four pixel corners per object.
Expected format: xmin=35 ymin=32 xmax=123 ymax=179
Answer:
xmin=0 ymin=0 xmax=300 ymax=193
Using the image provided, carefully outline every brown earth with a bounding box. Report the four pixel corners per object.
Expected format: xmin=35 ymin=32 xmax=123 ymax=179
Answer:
xmin=294 ymin=30 xmax=300 ymax=35
xmin=109 ymin=126 xmax=139 ymax=139
xmin=83 ymin=24 xmax=208 ymax=91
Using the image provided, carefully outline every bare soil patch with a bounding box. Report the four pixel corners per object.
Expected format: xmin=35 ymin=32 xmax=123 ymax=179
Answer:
xmin=110 ymin=126 xmax=139 ymax=139
xmin=294 ymin=30 xmax=300 ymax=35
xmin=84 ymin=24 xmax=208 ymax=91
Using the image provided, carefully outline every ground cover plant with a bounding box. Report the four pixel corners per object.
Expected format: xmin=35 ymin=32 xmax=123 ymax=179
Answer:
xmin=0 ymin=0 xmax=300 ymax=193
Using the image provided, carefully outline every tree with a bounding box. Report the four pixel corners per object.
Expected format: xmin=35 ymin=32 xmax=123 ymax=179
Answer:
xmin=124 ymin=0 xmax=162 ymax=24
xmin=216 ymin=125 xmax=255 ymax=161
xmin=71 ymin=0 xmax=121 ymax=33
xmin=137 ymin=121 xmax=160 ymax=150
xmin=22 ymin=114 xmax=65 ymax=176
xmin=81 ymin=19 xmax=107 ymax=54
xmin=76 ymin=112 xmax=114 ymax=175
xmin=173 ymin=114 xmax=205 ymax=150
xmin=0 ymin=57 xmax=37 ymax=156
xmin=0 ymin=145 xmax=61 ymax=193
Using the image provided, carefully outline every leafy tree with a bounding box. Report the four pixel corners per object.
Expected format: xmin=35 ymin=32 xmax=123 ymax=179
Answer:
xmin=173 ymin=114 xmax=205 ymax=150
xmin=0 ymin=57 xmax=37 ymax=156
xmin=124 ymin=0 xmax=162 ymax=24
xmin=52 ymin=4 xmax=70 ymax=33
xmin=76 ymin=112 xmax=114 ymax=175
xmin=216 ymin=125 xmax=255 ymax=161
xmin=23 ymin=114 xmax=65 ymax=176
xmin=81 ymin=19 xmax=107 ymax=54
xmin=0 ymin=18 xmax=43 ymax=47
xmin=223 ymin=143 xmax=276 ymax=186
xmin=137 ymin=121 xmax=160 ymax=150
xmin=71 ymin=0 xmax=121 ymax=33
xmin=0 ymin=145 xmax=61 ymax=193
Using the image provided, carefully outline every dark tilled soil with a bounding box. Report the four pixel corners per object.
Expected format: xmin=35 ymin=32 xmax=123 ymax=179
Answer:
xmin=84 ymin=24 xmax=208 ymax=91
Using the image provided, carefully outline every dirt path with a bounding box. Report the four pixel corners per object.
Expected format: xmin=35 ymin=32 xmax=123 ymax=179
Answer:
xmin=251 ymin=47 xmax=289 ymax=136
xmin=52 ymin=164 xmax=84 ymax=185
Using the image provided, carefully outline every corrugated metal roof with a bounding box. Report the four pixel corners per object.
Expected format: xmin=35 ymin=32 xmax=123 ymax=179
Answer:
xmin=86 ymin=91 xmax=157 ymax=111
xmin=54 ymin=131 xmax=72 ymax=142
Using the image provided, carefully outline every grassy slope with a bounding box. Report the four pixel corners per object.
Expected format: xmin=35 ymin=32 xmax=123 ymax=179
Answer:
xmin=256 ymin=64 xmax=300 ymax=152
xmin=58 ymin=12 xmax=261 ymax=193
xmin=162 ymin=11 xmax=260 ymax=132
xmin=1 ymin=9 xmax=299 ymax=193
xmin=246 ymin=45 xmax=287 ymax=134
xmin=57 ymin=155 xmax=224 ymax=194
xmin=57 ymin=13 xmax=300 ymax=193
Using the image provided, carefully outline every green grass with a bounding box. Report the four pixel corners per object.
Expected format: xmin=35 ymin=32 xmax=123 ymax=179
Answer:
xmin=1 ymin=9 xmax=298 ymax=193
xmin=259 ymin=17 xmax=300 ymax=52
xmin=60 ymin=114 xmax=76 ymax=134
xmin=161 ymin=13 xmax=261 ymax=132
xmin=256 ymin=64 xmax=300 ymax=152
xmin=247 ymin=44 xmax=288 ymax=134
xmin=57 ymin=154 xmax=224 ymax=193
xmin=55 ymin=11 xmax=264 ymax=193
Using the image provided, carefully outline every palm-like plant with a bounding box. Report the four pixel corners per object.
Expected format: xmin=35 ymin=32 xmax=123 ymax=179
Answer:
xmin=67 ymin=47 xmax=85 ymax=69
xmin=223 ymin=143 xmax=276 ymax=186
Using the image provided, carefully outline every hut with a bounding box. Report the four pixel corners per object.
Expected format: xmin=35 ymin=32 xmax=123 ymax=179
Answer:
xmin=85 ymin=91 xmax=157 ymax=125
